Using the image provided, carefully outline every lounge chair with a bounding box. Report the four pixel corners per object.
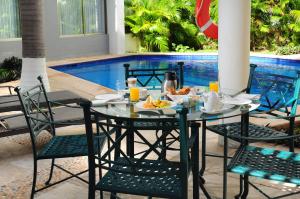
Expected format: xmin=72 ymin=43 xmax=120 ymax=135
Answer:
xmin=0 ymin=88 xmax=87 ymax=137
xmin=0 ymin=85 xmax=15 ymax=95
xmin=0 ymin=90 xmax=85 ymax=112
xmin=0 ymin=106 xmax=84 ymax=138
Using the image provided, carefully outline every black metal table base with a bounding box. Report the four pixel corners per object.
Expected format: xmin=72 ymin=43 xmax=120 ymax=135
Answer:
xmin=199 ymin=175 xmax=212 ymax=199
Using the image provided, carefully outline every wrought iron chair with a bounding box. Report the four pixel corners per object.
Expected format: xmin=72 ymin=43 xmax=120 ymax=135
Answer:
xmin=124 ymin=61 xmax=184 ymax=89
xmin=207 ymin=64 xmax=300 ymax=146
xmin=201 ymin=64 xmax=300 ymax=176
xmin=15 ymin=77 xmax=106 ymax=199
xmin=203 ymin=64 xmax=300 ymax=198
xmin=82 ymin=102 xmax=200 ymax=199
xmin=224 ymin=112 xmax=300 ymax=198
xmin=0 ymin=85 xmax=15 ymax=95
xmin=124 ymin=62 xmax=185 ymax=157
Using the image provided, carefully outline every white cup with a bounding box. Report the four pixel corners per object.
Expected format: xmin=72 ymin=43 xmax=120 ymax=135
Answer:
xmin=203 ymin=91 xmax=223 ymax=112
xmin=127 ymin=78 xmax=137 ymax=88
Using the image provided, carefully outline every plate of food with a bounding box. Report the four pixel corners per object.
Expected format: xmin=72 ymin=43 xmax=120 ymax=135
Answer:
xmin=135 ymin=96 xmax=177 ymax=110
xmin=167 ymin=87 xmax=191 ymax=95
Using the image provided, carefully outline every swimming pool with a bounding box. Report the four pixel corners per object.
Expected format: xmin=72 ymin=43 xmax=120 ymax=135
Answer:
xmin=52 ymin=54 xmax=300 ymax=91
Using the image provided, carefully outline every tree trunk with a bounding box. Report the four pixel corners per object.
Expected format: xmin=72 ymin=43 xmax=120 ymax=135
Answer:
xmin=19 ymin=0 xmax=49 ymax=91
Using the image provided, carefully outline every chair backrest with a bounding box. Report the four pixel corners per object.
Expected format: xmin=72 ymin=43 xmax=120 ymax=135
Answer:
xmin=247 ymin=64 xmax=300 ymax=117
xmin=82 ymin=102 xmax=191 ymax=198
xmin=124 ymin=62 xmax=184 ymax=89
xmin=15 ymin=77 xmax=55 ymax=155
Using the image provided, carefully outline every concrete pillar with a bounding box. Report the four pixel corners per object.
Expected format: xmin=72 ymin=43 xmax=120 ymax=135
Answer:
xmin=218 ymin=0 xmax=251 ymax=93
xmin=218 ymin=0 xmax=251 ymax=148
xmin=106 ymin=0 xmax=125 ymax=54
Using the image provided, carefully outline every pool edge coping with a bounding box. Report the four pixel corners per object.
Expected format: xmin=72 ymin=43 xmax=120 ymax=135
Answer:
xmin=47 ymin=52 xmax=300 ymax=68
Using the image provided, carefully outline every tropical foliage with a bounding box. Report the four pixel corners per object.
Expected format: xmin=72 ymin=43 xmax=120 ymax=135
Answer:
xmin=0 ymin=56 xmax=22 ymax=83
xmin=251 ymin=0 xmax=300 ymax=51
xmin=125 ymin=0 xmax=202 ymax=52
xmin=125 ymin=0 xmax=300 ymax=54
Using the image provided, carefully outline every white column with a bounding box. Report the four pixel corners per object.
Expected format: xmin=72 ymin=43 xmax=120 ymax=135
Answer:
xmin=106 ymin=0 xmax=125 ymax=54
xmin=218 ymin=0 xmax=251 ymax=148
xmin=218 ymin=0 xmax=251 ymax=93
xmin=20 ymin=58 xmax=50 ymax=91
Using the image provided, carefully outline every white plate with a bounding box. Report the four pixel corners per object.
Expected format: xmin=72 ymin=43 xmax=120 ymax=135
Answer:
xmin=222 ymin=97 xmax=252 ymax=105
xmin=167 ymin=94 xmax=186 ymax=103
xmin=135 ymin=100 xmax=177 ymax=110
xmin=235 ymin=93 xmax=260 ymax=100
xmin=95 ymin=94 xmax=123 ymax=101
xmin=200 ymin=104 xmax=235 ymax=114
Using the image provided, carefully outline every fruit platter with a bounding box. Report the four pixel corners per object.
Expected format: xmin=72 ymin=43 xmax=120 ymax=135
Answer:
xmin=135 ymin=96 xmax=177 ymax=110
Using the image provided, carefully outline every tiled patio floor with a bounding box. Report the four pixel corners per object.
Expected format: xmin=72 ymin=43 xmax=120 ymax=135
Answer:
xmin=1 ymin=54 xmax=300 ymax=198
xmin=1 ymin=126 xmax=300 ymax=199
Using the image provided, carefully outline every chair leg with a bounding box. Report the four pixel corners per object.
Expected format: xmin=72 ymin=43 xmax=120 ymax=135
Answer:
xmin=110 ymin=192 xmax=117 ymax=199
xmin=161 ymin=130 xmax=167 ymax=160
xmin=191 ymin=124 xmax=200 ymax=199
xmin=235 ymin=176 xmax=244 ymax=199
xmin=45 ymin=158 xmax=55 ymax=185
xmin=241 ymin=175 xmax=249 ymax=199
xmin=199 ymin=121 xmax=206 ymax=177
xmin=98 ymin=161 xmax=103 ymax=198
xmin=223 ymin=132 xmax=228 ymax=199
xmin=31 ymin=159 xmax=38 ymax=199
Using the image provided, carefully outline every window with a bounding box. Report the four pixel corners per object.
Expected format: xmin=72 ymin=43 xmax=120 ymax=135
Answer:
xmin=58 ymin=0 xmax=105 ymax=36
xmin=0 ymin=0 xmax=20 ymax=39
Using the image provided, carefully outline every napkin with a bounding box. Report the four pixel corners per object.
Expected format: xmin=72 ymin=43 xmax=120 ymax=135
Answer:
xmin=92 ymin=99 xmax=129 ymax=107
xmin=95 ymin=94 xmax=124 ymax=101
xmin=92 ymin=99 xmax=109 ymax=106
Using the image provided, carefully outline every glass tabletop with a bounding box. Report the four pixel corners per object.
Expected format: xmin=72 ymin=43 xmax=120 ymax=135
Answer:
xmin=91 ymin=99 xmax=260 ymax=122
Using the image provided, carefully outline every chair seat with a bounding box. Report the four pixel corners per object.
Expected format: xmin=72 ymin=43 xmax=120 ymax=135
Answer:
xmin=38 ymin=134 xmax=105 ymax=159
xmin=207 ymin=122 xmax=286 ymax=142
xmin=132 ymin=121 xmax=179 ymax=130
xmin=97 ymin=157 xmax=182 ymax=198
xmin=228 ymin=145 xmax=300 ymax=186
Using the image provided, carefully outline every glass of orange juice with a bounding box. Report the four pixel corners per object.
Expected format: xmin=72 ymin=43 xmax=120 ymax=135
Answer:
xmin=130 ymin=87 xmax=140 ymax=102
xmin=209 ymin=81 xmax=219 ymax=92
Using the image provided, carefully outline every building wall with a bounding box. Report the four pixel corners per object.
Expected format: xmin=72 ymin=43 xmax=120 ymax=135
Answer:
xmin=0 ymin=0 xmax=109 ymax=61
xmin=106 ymin=0 xmax=125 ymax=54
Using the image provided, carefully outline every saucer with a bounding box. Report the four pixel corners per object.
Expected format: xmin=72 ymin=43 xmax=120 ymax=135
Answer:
xmin=200 ymin=104 xmax=235 ymax=114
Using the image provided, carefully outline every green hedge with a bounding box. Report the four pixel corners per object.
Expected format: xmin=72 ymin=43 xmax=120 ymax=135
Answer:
xmin=0 ymin=56 xmax=22 ymax=83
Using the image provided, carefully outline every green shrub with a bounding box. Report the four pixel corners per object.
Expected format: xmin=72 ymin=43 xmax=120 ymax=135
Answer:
xmin=172 ymin=43 xmax=194 ymax=52
xmin=0 ymin=56 xmax=22 ymax=83
xmin=275 ymin=46 xmax=300 ymax=55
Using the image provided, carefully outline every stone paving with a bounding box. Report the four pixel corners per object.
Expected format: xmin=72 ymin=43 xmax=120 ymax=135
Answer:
xmin=1 ymin=54 xmax=300 ymax=198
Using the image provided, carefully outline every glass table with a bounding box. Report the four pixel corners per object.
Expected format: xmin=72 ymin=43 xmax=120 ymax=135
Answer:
xmin=92 ymin=101 xmax=260 ymax=122
xmin=91 ymin=97 xmax=260 ymax=198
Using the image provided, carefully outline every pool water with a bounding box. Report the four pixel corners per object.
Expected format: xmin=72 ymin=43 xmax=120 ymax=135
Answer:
xmin=52 ymin=55 xmax=300 ymax=91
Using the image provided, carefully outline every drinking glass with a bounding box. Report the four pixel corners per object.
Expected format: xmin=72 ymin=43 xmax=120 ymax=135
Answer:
xmin=130 ymin=87 xmax=140 ymax=102
xmin=209 ymin=81 xmax=219 ymax=92
xmin=127 ymin=78 xmax=137 ymax=88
